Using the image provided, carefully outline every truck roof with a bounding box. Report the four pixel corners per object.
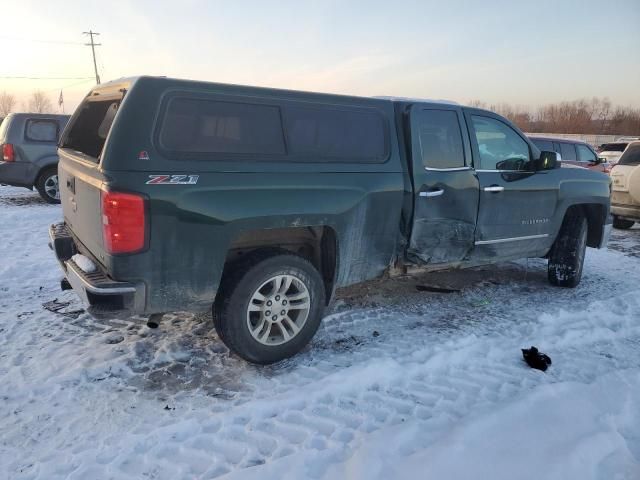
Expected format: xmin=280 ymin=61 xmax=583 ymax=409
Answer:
xmin=3 ymin=112 xmax=70 ymax=121
xmin=90 ymin=76 xmax=460 ymax=109
xmin=529 ymin=136 xmax=591 ymax=146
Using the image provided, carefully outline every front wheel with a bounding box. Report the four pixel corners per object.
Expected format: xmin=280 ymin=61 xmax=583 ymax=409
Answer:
xmin=548 ymin=212 xmax=587 ymax=288
xmin=213 ymin=251 xmax=325 ymax=364
xmin=35 ymin=166 xmax=60 ymax=204
xmin=613 ymin=216 xmax=635 ymax=230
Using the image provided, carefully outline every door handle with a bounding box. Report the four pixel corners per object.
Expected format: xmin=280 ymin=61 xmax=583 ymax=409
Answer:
xmin=419 ymin=189 xmax=444 ymax=198
xmin=484 ymin=186 xmax=504 ymax=193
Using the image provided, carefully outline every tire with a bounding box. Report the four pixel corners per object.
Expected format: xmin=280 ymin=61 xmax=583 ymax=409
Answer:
xmin=548 ymin=211 xmax=588 ymax=288
xmin=35 ymin=166 xmax=60 ymax=204
xmin=213 ymin=250 xmax=326 ymax=364
xmin=613 ymin=216 xmax=635 ymax=230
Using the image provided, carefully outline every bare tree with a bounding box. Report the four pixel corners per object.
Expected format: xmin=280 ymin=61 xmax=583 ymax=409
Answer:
xmin=27 ymin=90 xmax=53 ymax=113
xmin=467 ymin=97 xmax=639 ymax=135
xmin=0 ymin=91 xmax=16 ymax=117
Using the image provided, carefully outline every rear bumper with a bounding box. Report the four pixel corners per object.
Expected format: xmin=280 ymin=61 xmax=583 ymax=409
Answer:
xmin=0 ymin=161 xmax=33 ymax=188
xmin=611 ymin=204 xmax=640 ymax=222
xmin=49 ymin=222 xmax=145 ymax=319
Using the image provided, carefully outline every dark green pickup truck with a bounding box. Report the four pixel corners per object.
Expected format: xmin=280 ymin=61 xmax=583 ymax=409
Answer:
xmin=50 ymin=77 xmax=611 ymax=363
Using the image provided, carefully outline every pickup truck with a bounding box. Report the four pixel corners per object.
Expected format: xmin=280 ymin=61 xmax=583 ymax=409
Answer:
xmin=50 ymin=77 xmax=612 ymax=364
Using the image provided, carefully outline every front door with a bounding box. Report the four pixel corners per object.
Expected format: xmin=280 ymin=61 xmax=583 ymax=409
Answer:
xmin=465 ymin=112 xmax=558 ymax=259
xmin=407 ymin=106 xmax=479 ymax=264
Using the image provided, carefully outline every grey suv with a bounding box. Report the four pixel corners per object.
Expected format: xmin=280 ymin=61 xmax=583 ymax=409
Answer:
xmin=0 ymin=113 xmax=70 ymax=203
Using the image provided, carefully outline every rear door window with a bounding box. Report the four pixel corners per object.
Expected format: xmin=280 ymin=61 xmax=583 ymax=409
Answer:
xmin=25 ymin=119 xmax=58 ymax=142
xmin=560 ymin=143 xmax=577 ymax=161
xmin=601 ymin=143 xmax=627 ymax=152
xmin=417 ymin=110 xmax=465 ymax=169
xmin=160 ymin=98 xmax=285 ymax=156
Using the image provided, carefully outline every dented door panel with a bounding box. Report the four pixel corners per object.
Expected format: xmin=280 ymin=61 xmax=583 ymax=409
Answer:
xmin=407 ymin=106 xmax=479 ymax=265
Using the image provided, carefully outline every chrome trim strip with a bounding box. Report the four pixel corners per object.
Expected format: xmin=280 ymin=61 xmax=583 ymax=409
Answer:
xmin=483 ymin=186 xmax=504 ymax=192
xmin=425 ymin=166 xmax=472 ymax=172
xmin=475 ymin=169 xmax=528 ymax=173
xmin=475 ymin=233 xmax=549 ymax=245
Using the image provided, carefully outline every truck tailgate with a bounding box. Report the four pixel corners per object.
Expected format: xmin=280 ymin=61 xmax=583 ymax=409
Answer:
xmin=58 ymin=150 xmax=107 ymax=265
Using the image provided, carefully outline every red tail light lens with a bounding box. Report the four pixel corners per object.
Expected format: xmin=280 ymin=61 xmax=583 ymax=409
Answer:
xmin=2 ymin=143 xmax=15 ymax=162
xmin=101 ymin=191 xmax=146 ymax=254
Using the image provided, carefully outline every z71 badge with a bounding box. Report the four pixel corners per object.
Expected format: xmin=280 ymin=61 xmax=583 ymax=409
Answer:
xmin=146 ymin=175 xmax=199 ymax=185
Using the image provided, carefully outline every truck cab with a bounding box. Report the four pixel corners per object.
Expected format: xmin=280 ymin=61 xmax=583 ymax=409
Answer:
xmin=397 ymin=102 xmax=610 ymax=269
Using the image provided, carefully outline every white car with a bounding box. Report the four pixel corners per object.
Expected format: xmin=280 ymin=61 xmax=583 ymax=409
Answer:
xmin=598 ymin=142 xmax=631 ymax=166
xmin=610 ymin=141 xmax=640 ymax=229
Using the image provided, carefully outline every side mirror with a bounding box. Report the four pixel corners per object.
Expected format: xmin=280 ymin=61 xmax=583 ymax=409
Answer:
xmin=596 ymin=157 xmax=606 ymax=165
xmin=533 ymin=151 xmax=559 ymax=171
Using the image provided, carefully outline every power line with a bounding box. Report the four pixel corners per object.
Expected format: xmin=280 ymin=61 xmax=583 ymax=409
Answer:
xmin=0 ymin=35 xmax=84 ymax=45
xmin=45 ymin=79 xmax=95 ymax=93
xmin=0 ymin=76 xmax=94 ymax=80
xmin=83 ymin=30 xmax=101 ymax=85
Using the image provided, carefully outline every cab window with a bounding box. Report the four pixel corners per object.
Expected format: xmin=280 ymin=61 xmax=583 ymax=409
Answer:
xmin=471 ymin=115 xmax=530 ymax=171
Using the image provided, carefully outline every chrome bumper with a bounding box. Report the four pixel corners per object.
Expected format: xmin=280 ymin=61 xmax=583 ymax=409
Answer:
xmin=611 ymin=204 xmax=640 ymax=222
xmin=49 ymin=222 xmax=145 ymax=319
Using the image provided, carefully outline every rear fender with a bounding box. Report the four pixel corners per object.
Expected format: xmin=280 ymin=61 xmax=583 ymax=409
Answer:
xmin=29 ymin=155 xmax=59 ymax=185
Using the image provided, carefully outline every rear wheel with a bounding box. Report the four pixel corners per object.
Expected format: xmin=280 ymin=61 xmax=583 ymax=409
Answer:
xmin=613 ymin=216 xmax=635 ymax=230
xmin=548 ymin=211 xmax=588 ymax=288
xmin=35 ymin=166 xmax=60 ymax=204
xmin=213 ymin=251 xmax=325 ymax=364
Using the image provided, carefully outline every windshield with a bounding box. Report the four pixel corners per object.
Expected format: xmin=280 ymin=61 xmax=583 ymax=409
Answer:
xmin=618 ymin=143 xmax=640 ymax=166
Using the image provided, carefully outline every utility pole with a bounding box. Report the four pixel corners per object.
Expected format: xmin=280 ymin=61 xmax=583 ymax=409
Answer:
xmin=83 ymin=30 xmax=101 ymax=84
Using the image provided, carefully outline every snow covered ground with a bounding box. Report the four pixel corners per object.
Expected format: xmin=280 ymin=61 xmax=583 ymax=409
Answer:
xmin=1 ymin=185 xmax=639 ymax=480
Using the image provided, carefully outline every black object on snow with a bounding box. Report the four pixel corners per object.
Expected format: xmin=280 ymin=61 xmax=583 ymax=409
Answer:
xmin=521 ymin=346 xmax=552 ymax=371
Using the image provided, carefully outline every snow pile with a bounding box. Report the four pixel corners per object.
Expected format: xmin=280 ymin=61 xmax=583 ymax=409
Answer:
xmin=0 ymin=186 xmax=639 ymax=480
xmin=71 ymin=253 xmax=97 ymax=273
xmin=327 ymin=372 xmax=640 ymax=480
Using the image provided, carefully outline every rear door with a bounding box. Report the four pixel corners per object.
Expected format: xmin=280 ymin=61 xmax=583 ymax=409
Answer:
xmin=466 ymin=111 xmax=557 ymax=257
xmin=58 ymin=87 xmax=124 ymax=265
xmin=407 ymin=105 xmax=479 ymax=264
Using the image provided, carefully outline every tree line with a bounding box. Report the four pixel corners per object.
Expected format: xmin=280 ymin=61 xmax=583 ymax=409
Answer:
xmin=468 ymin=97 xmax=640 ymax=136
xmin=0 ymin=91 xmax=54 ymax=117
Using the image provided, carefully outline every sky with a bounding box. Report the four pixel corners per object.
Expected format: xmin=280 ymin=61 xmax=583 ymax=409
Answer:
xmin=1 ymin=0 xmax=639 ymax=114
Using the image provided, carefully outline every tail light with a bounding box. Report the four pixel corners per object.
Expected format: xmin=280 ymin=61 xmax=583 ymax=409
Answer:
xmin=101 ymin=191 xmax=146 ymax=254
xmin=2 ymin=143 xmax=15 ymax=162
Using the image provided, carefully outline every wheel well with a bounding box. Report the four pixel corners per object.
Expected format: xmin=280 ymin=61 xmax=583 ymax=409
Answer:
xmin=34 ymin=163 xmax=58 ymax=185
xmin=223 ymin=226 xmax=338 ymax=304
xmin=564 ymin=204 xmax=606 ymax=248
